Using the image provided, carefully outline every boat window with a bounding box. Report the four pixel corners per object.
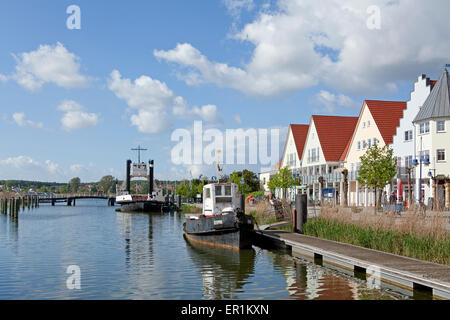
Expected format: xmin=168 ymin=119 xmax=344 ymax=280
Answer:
xmin=215 ymin=186 xmax=222 ymax=196
xmin=225 ymin=186 xmax=231 ymax=196
xmin=205 ymin=188 xmax=211 ymax=199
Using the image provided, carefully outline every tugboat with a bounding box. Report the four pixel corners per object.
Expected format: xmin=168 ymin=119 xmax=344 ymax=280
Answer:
xmin=116 ymin=146 xmax=170 ymax=213
xmin=183 ymin=182 xmax=255 ymax=249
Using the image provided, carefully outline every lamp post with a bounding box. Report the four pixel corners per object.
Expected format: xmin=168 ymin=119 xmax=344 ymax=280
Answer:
xmin=292 ymin=171 xmax=300 ymax=202
xmin=428 ymin=168 xmax=437 ymax=209
xmin=413 ymin=136 xmax=430 ymax=205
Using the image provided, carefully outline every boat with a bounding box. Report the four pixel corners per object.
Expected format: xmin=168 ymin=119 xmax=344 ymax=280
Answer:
xmin=183 ymin=182 xmax=255 ymax=249
xmin=116 ymin=147 xmax=173 ymax=213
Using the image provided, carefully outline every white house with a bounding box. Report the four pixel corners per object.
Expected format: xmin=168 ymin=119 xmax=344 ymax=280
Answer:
xmin=392 ymin=74 xmax=436 ymax=204
xmin=412 ymin=68 xmax=450 ymax=207
xmin=299 ymin=115 xmax=358 ymax=203
xmin=341 ymin=100 xmax=407 ymax=206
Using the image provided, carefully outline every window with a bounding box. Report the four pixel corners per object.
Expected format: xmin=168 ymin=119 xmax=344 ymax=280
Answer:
xmin=404 ymin=130 xmax=413 ymax=141
xmin=363 ymin=122 xmax=366 ymax=128
xmin=420 ymin=122 xmax=430 ymax=134
xmin=225 ymin=186 xmax=232 ymax=196
xmin=205 ymin=188 xmax=211 ymax=199
xmin=405 ymin=155 xmax=413 ymax=167
xmin=437 ymin=120 xmax=445 ymax=132
xmin=368 ymin=139 xmax=372 ymax=148
xmin=419 ymin=150 xmax=430 ymax=161
xmin=373 ymin=138 xmax=377 ymax=146
xmin=437 ymin=149 xmax=446 ymax=162
xmin=357 ymin=141 xmax=361 ymax=150
xmin=362 ymin=140 xmax=367 ymax=149
xmin=215 ymin=185 xmax=222 ymax=195
xmin=367 ymin=121 xmax=371 ymax=127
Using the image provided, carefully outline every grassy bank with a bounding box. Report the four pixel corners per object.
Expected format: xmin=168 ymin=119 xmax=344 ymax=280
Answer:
xmin=179 ymin=204 xmax=202 ymax=213
xmin=303 ymin=218 xmax=450 ymax=265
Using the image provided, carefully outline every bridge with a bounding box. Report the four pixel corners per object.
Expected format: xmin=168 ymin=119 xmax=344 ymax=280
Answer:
xmin=38 ymin=193 xmax=116 ymax=206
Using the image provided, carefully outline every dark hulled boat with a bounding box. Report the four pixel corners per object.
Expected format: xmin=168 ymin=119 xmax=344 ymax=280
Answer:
xmin=183 ymin=183 xmax=255 ymax=249
xmin=116 ymin=156 xmax=171 ymax=213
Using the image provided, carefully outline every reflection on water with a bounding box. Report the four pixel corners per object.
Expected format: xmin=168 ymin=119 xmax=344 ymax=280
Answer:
xmin=185 ymin=239 xmax=256 ymax=299
xmin=0 ymin=200 xmax=408 ymax=299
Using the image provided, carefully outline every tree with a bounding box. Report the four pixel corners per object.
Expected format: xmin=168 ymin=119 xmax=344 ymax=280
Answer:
xmin=229 ymin=170 xmax=260 ymax=195
xmin=357 ymin=145 xmax=397 ymax=209
xmin=69 ymin=177 xmax=81 ymax=193
xmin=267 ymin=166 xmax=295 ymax=199
xmin=98 ymin=175 xmax=116 ymax=194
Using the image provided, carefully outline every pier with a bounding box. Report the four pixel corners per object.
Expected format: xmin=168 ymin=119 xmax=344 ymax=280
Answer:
xmin=254 ymin=229 xmax=450 ymax=299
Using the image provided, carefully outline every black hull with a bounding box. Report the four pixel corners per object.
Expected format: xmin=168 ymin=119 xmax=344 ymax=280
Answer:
xmin=184 ymin=213 xmax=255 ymax=250
xmin=117 ymin=200 xmax=168 ymax=213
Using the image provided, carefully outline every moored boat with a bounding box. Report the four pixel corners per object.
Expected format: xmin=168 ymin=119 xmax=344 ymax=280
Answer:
xmin=183 ymin=182 xmax=255 ymax=249
xmin=116 ymin=149 xmax=173 ymax=213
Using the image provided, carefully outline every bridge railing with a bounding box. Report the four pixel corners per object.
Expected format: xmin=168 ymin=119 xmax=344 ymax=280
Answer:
xmin=38 ymin=193 xmax=116 ymax=199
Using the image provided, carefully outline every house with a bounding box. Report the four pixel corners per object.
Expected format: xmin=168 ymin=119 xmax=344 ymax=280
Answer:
xmin=299 ymin=115 xmax=358 ymax=203
xmin=268 ymin=124 xmax=309 ymax=199
xmin=392 ymin=74 xmax=436 ymax=204
xmin=340 ymin=100 xmax=407 ymax=206
xmin=412 ymin=67 xmax=450 ymax=207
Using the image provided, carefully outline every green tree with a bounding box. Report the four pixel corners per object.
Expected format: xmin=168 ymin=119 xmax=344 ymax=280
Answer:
xmin=98 ymin=175 xmax=117 ymax=194
xmin=267 ymin=166 xmax=295 ymax=199
xmin=357 ymin=145 xmax=397 ymax=209
xmin=229 ymin=170 xmax=260 ymax=195
xmin=69 ymin=177 xmax=81 ymax=193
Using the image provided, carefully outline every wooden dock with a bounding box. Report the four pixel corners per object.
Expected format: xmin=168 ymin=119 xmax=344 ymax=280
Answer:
xmin=255 ymin=230 xmax=450 ymax=299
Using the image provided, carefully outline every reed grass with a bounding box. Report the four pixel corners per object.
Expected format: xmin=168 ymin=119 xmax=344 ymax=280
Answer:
xmin=303 ymin=217 xmax=450 ymax=265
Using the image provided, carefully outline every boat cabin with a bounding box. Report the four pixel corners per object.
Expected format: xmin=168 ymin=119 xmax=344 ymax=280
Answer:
xmin=203 ymin=183 xmax=241 ymax=216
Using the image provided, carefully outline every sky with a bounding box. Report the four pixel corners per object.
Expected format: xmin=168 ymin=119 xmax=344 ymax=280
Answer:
xmin=0 ymin=0 xmax=449 ymax=183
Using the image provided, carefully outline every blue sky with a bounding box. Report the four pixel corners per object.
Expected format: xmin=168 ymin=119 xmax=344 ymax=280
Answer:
xmin=0 ymin=0 xmax=449 ymax=182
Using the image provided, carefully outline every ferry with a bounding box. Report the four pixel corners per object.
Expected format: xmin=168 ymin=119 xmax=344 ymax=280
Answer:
xmin=116 ymin=150 xmax=173 ymax=212
xmin=183 ymin=182 xmax=255 ymax=249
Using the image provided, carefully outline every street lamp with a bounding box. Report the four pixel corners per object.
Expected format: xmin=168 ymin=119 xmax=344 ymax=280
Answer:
xmin=292 ymin=171 xmax=300 ymax=202
xmin=413 ymin=136 xmax=430 ymax=205
xmin=428 ymin=168 xmax=437 ymax=209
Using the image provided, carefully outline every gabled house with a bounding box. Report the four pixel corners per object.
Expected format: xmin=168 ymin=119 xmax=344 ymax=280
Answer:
xmin=272 ymin=124 xmax=309 ymax=199
xmin=340 ymin=100 xmax=407 ymax=206
xmin=392 ymin=74 xmax=436 ymax=204
xmin=299 ymin=115 xmax=358 ymax=203
xmin=412 ymin=68 xmax=450 ymax=206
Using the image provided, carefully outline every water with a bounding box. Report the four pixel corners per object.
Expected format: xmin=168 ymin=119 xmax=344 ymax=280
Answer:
xmin=0 ymin=199 xmax=408 ymax=300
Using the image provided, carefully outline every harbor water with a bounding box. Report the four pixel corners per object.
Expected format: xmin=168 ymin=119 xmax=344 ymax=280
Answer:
xmin=0 ymin=199 xmax=415 ymax=300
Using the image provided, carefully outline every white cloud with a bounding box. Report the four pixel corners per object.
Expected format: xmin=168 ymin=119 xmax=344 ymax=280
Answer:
xmin=234 ymin=114 xmax=242 ymax=124
xmin=57 ymin=100 xmax=99 ymax=131
xmin=0 ymin=156 xmax=121 ymax=182
xmin=312 ymin=90 xmax=359 ymax=114
xmin=11 ymin=42 xmax=89 ymax=91
xmin=107 ymin=70 xmax=222 ymax=133
xmin=156 ymin=0 xmax=450 ymax=97
xmin=12 ymin=112 xmax=44 ymax=129
xmin=223 ymin=0 xmax=254 ymax=17
xmin=0 ymin=73 xmax=7 ymax=83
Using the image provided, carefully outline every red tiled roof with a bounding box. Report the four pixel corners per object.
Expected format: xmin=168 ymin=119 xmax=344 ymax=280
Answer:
xmin=430 ymin=80 xmax=437 ymax=86
xmin=365 ymin=100 xmax=407 ymax=145
xmin=290 ymin=124 xmax=309 ymax=159
xmin=312 ymin=115 xmax=358 ymax=162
